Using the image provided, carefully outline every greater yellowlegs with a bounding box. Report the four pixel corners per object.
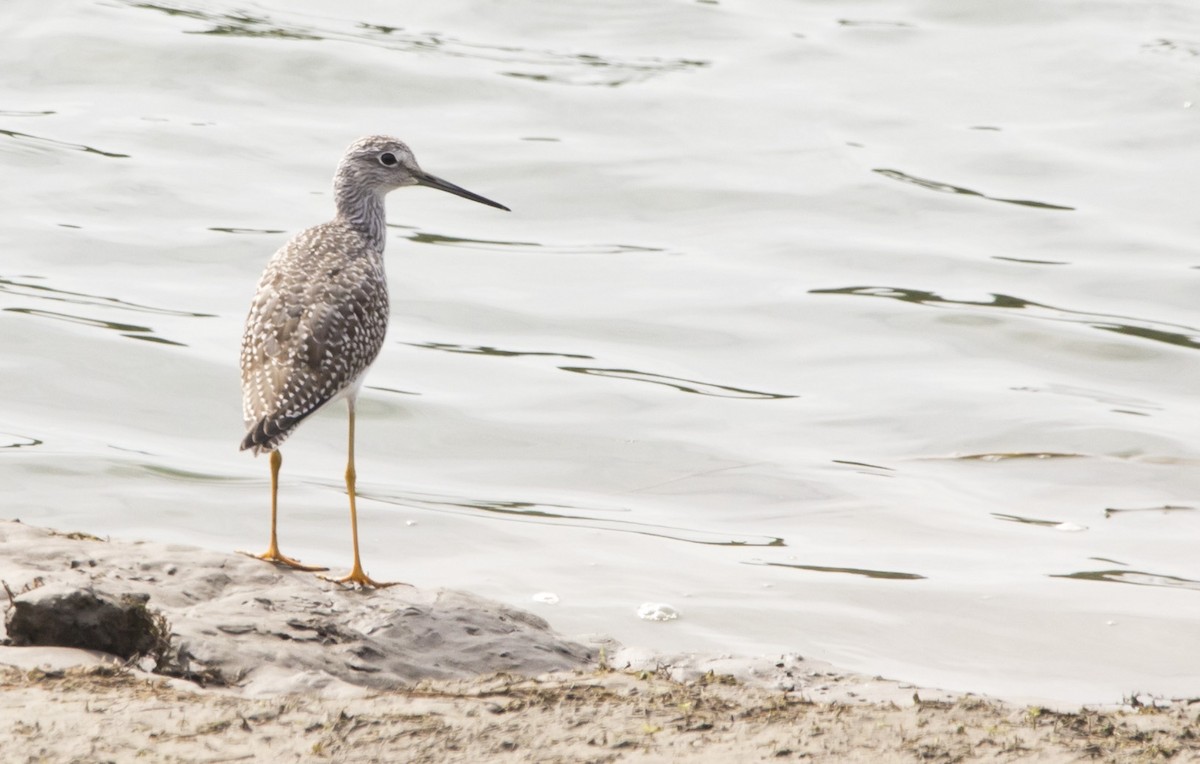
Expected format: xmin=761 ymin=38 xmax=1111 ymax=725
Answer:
xmin=239 ymin=135 xmax=508 ymax=588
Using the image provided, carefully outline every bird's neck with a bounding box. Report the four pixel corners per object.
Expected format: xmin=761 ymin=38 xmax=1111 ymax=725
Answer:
xmin=334 ymin=175 xmax=388 ymax=253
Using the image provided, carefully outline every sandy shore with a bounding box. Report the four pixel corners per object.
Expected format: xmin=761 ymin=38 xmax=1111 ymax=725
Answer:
xmin=2 ymin=664 xmax=1197 ymax=763
xmin=0 ymin=520 xmax=1196 ymax=762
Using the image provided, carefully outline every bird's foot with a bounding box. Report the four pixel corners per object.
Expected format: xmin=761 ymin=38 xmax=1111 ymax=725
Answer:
xmin=239 ymin=549 xmax=329 ymax=572
xmin=320 ymin=567 xmax=405 ymax=590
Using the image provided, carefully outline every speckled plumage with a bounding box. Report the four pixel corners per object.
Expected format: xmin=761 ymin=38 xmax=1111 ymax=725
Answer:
xmin=240 ymin=220 xmax=389 ymax=453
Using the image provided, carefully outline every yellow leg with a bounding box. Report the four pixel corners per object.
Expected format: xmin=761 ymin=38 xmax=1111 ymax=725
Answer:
xmin=322 ymin=399 xmax=400 ymax=589
xmin=242 ymin=449 xmax=328 ymax=572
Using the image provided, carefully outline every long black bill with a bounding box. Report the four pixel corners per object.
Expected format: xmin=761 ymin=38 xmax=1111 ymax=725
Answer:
xmin=416 ymin=171 xmax=510 ymax=211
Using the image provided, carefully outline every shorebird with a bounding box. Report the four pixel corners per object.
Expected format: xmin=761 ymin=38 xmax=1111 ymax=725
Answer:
xmin=239 ymin=135 xmax=509 ymax=588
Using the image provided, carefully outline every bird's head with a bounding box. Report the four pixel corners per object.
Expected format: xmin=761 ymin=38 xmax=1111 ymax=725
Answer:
xmin=337 ymin=135 xmax=509 ymax=211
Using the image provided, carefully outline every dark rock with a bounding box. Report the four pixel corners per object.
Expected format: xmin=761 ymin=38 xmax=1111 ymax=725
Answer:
xmin=5 ymin=584 xmax=162 ymax=660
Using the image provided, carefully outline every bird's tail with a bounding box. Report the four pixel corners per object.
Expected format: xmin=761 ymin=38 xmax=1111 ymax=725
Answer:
xmin=240 ymin=414 xmax=299 ymax=455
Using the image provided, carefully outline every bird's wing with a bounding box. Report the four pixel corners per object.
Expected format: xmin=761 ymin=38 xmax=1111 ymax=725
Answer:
xmin=239 ymin=242 xmax=388 ymax=452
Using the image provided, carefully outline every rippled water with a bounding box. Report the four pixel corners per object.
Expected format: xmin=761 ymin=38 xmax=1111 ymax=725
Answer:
xmin=3 ymin=0 xmax=1199 ymax=704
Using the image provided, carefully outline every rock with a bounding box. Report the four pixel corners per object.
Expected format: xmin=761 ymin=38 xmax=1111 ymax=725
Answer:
xmin=5 ymin=584 xmax=162 ymax=660
xmin=0 ymin=521 xmax=594 ymax=693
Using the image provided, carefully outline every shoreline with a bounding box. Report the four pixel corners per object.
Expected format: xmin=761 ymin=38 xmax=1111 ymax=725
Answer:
xmin=0 ymin=519 xmax=1196 ymax=762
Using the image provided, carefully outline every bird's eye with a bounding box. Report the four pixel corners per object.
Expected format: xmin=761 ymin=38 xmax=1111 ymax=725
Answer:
xmin=379 ymin=152 xmax=398 ymax=166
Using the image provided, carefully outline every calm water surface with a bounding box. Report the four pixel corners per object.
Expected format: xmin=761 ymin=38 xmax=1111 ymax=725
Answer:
xmin=2 ymin=0 xmax=1199 ymax=704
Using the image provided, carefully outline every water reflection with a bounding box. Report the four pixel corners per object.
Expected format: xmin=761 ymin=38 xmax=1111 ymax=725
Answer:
xmin=831 ymin=459 xmax=895 ymax=472
xmin=0 ymin=434 xmax=42 ymax=449
xmin=394 ymin=228 xmax=538 ymax=251
xmin=0 ymin=275 xmax=214 ymax=346
xmin=360 ymin=489 xmax=785 ymax=547
xmin=811 ymin=285 xmax=1200 ymax=351
xmin=364 ymin=385 xmax=421 ymax=396
xmin=208 ymin=227 xmax=286 ymax=235
xmin=872 ymin=169 xmax=1074 ymax=211
xmin=141 ymin=464 xmax=246 ymax=482
xmin=991 ymin=512 xmax=1064 ymax=527
xmin=1009 ymin=384 xmax=1162 ymax=413
xmin=745 ymin=560 xmax=926 ymax=580
xmin=0 ymin=129 xmax=129 ymax=158
xmin=837 ymin=19 xmax=915 ymax=28
xmin=992 ymin=256 xmax=1068 ymax=266
xmin=1051 ymin=569 xmax=1200 ymax=593
xmin=404 ymin=341 xmax=593 ymax=361
xmin=0 ymin=275 xmax=214 ymax=318
xmin=953 ymin=453 xmax=1082 ymax=461
xmin=559 ymin=367 xmax=797 ymax=400
xmin=4 ymin=308 xmax=188 ymax=347
xmin=402 ymin=341 xmax=794 ymax=399
xmin=1104 ymin=505 xmax=1194 ymax=518
xmin=1144 ymin=39 xmax=1200 ymax=58
xmin=123 ymin=1 xmax=707 ymax=86
xmin=389 ymin=224 xmax=664 ymax=256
